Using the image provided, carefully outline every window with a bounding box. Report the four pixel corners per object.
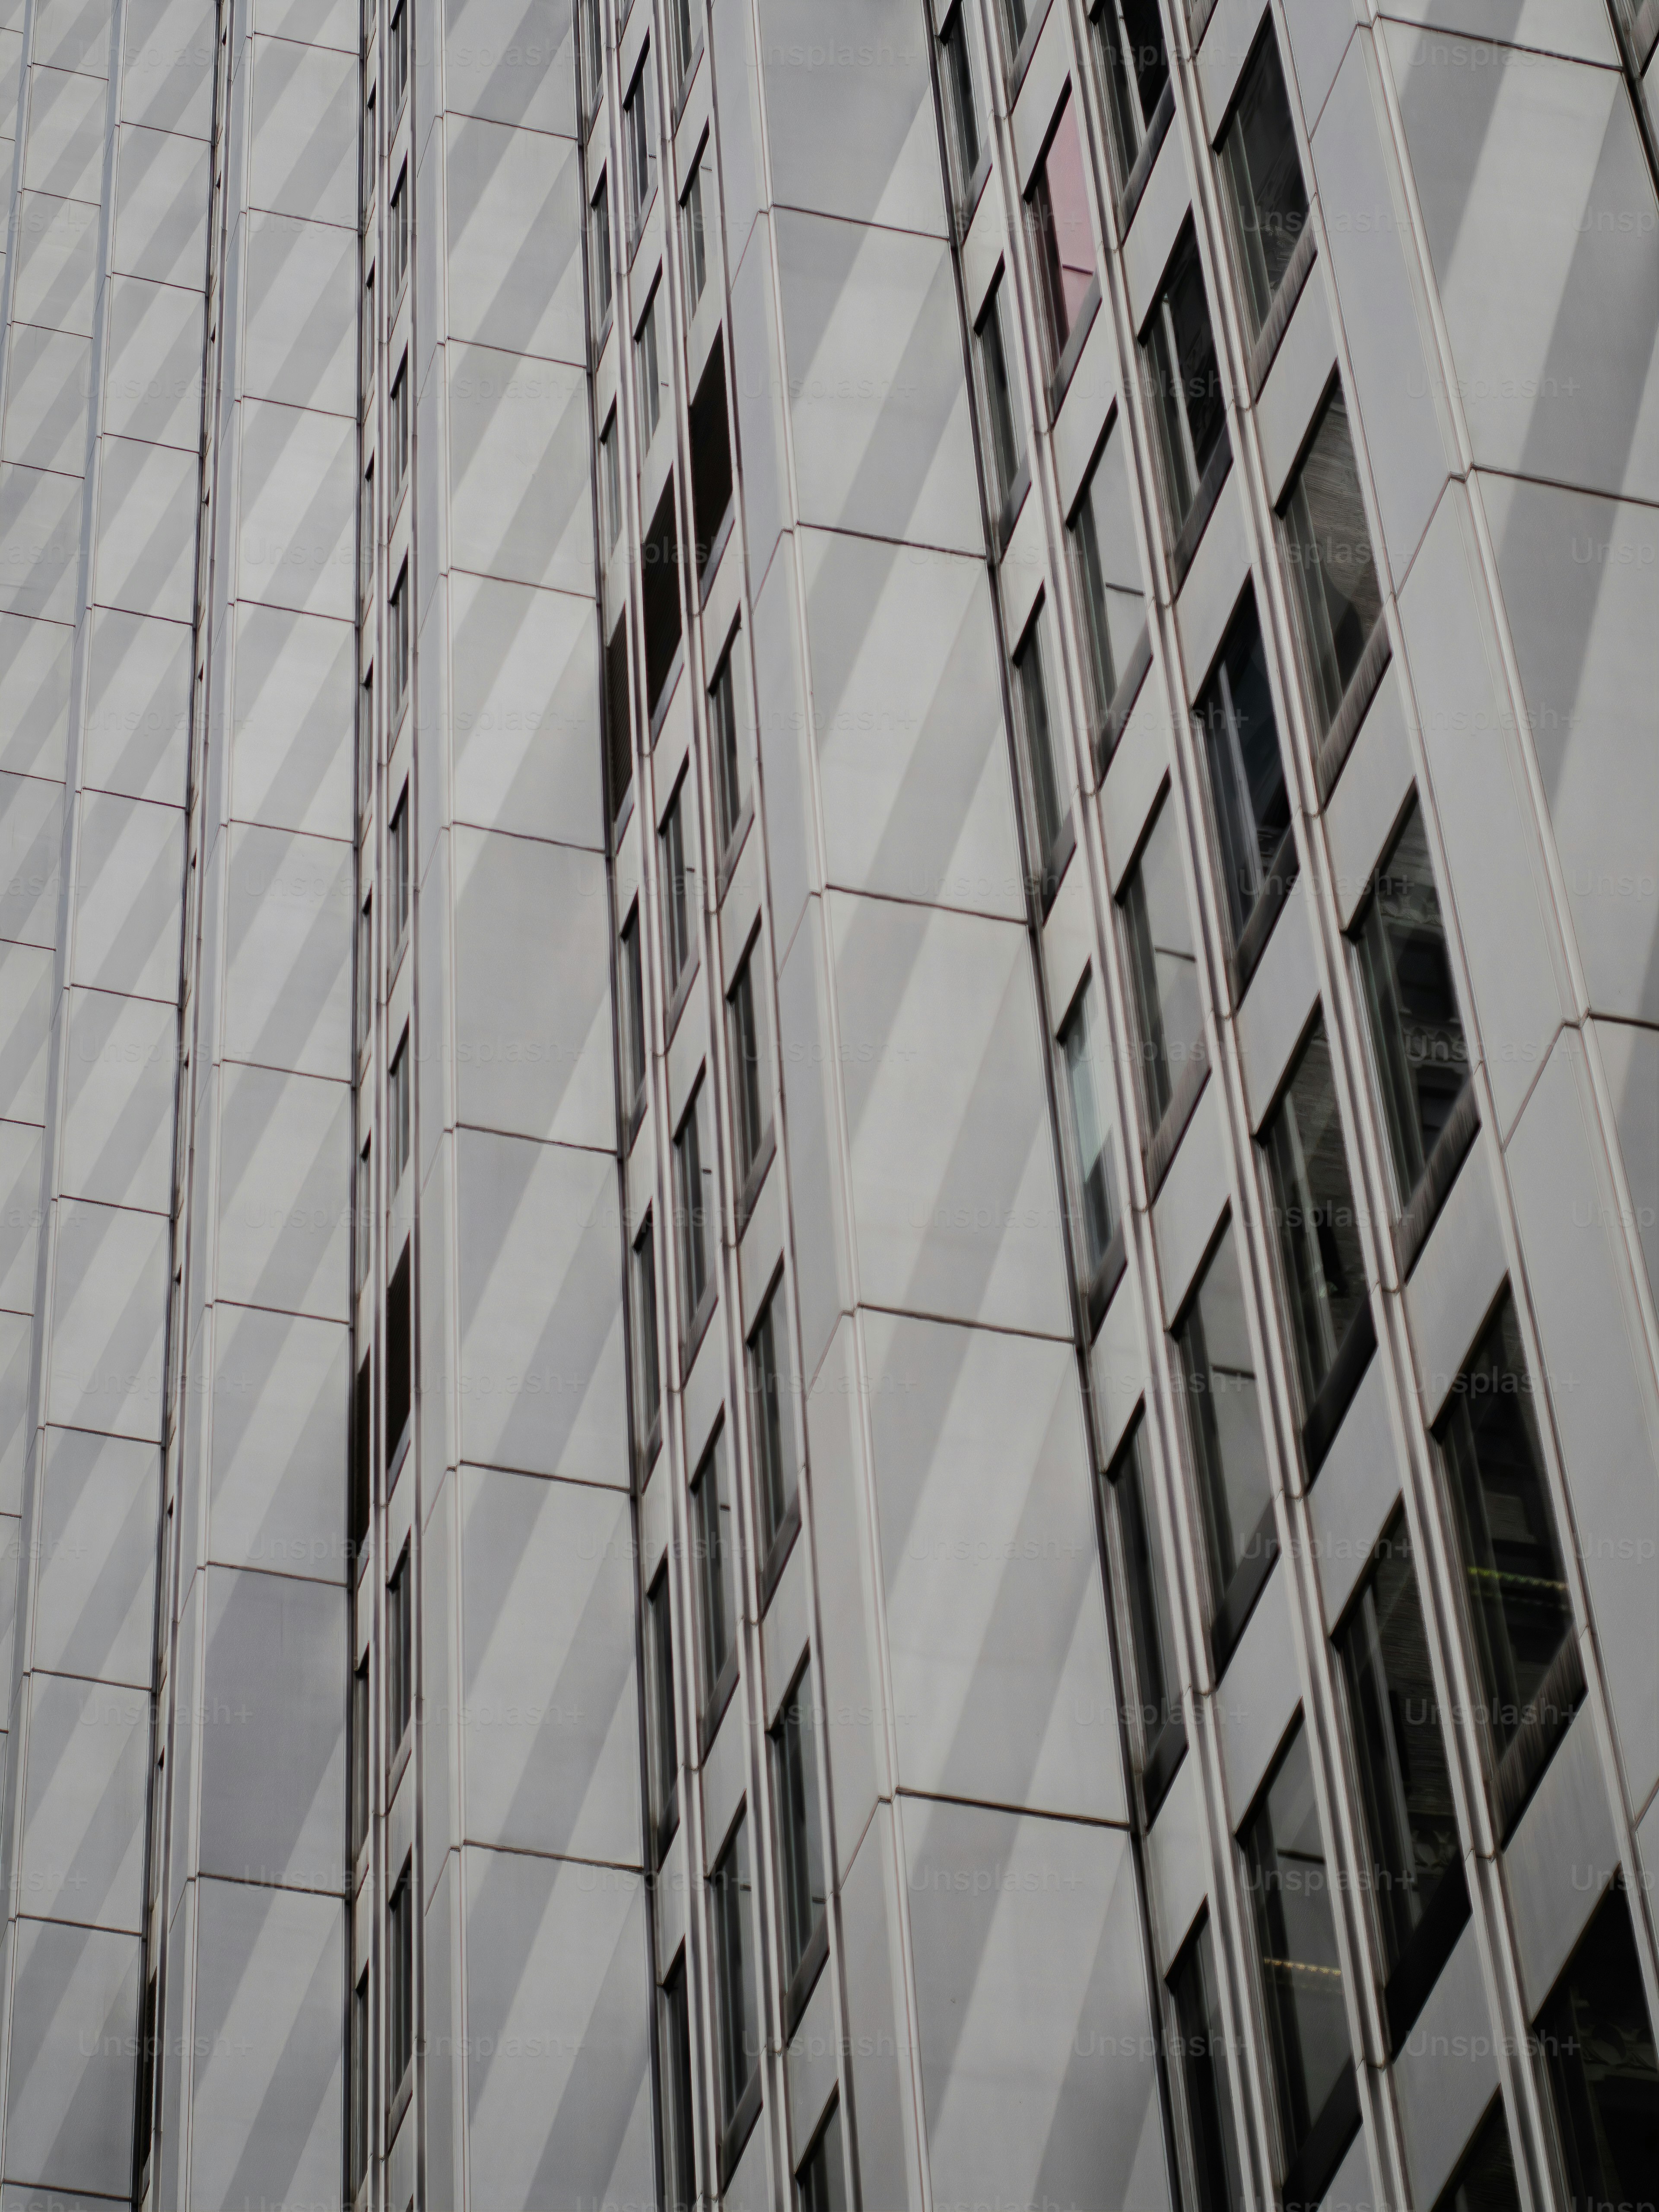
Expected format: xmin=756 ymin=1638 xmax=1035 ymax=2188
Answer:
xmin=1280 ymin=388 xmax=1382 ymax=734
xmin=578 ymin=0 xmax=601 ymax=115
xmin=361 ymin=89 xmax=375 ymax=228
xmin=666 ymin=0 xmax=697 ymax=103
xmin=388 ymin=1028 xmax=410 ymax=1185
xmin=673 ymin=1081 xmax=712 ymax=1341
xmin=1195 ymin=598 xmax=1292 ymax=953
xmin=749 ymin=1285 xmax=795 ymax=1567
xmin=709 ymin=640 xmax=747 ymax=854
xmin=351 ymin=1653 xmax=370 ymax=1857
xmin=997 ymin=0 xmax=1027 ymax=60
xmin=620 ymin=905 xmax=647 ymax=1125
xmin=681 ymin=140 xmax=711 ymax=309
xmin=361 ymin=266 xmax=375 ymax=390
xmin=975 ymin=275 xmax=1025 ymax=525
xmin=385 ymin=1243 xmax=411 ymax=1467
xmin=1433 ymin=2101 xmax=1521 ymax=2212
xmin=1218 ymin=28 xmax=1309 ymax=340
xmin=938 ymin=5 xmax=982 ymax=207
xmin=1027 ymin=95 xmax=1095 ymax=375
xmin=356 ymin=896 xmax=372 ymax=1051
xmin=1435 ymin=1293 xmax=1579 ymax=1836
xmin=1095 ymin=0 xmax=1170 ymax=188
xmin=387 ymin=0 xmax=408 ymax=113
xmin=388 ymin=353 xmax=408 ymax=504
xmin=1144 ymin=224 xmax=1227 ymax=546
xmin=690 ymin=337 xmax=733 ymax=580
xmin=1260 ymin=1022 xmax=1366 ymax=1414
xmin=691 ymin=1427 xmax=737 ymax=1716
xmin=387 ymin=1859 xmax=414 ymax=2098
xmin=358 ymin=460 xmax=374 ymax=610
xmin=600 ymin=407 xmax=623 ymax=553
xmin=1168 ymin=1918 xmax=1245 ymax=2212
xmin=1176 ymin=1222 xmax=1274 ymax=1660
xmin=590 ymin=172 xmax=613 ymax=333
xmin=623 ymin=53 xmax=655 ymax=242
xmin=605 ymin=615 xmax=633 ymax=823
xmin=797 ymin=2097 xmax=848 ymax=2212
xmin=660 ymin=1957 xmax=697 ymax=2212
xmin=632 ymin=1214 xmax=661 ymax=1462
xmin=355 ymin=1138 xmax=372 ymax=1286
xmin=388 ymin=163 xmax=409 ymax=296
xmin=352 ymin=1354 xmax=372 ymax=1558
xmin=728 ymin=945 xmax=771 ymax=1190
xmin=1121 ymin=792 xmax=1203 ymax=1130
xmin=389 ymin=785 xmax=410 ymax=951
xmin=1241 ymin=1724 xmax=1354 ymax=2181
xmin=1011 ymin=607 xmax=1068 ymax=899
xmin=350 ymin=1970 xmax=371 ymax=2190
xmin=1058 ymin=980 xmax=1119 ymax=1305
xmin=388 ymin=558 xmax=410 ymax=718
xmin=387 ymin=1542 xmax=412 ymax=1749
xmin=1538 ymin=1893 xmax=1659 ymax=2212
xmin=710 ymin=1814 xmax=760 ymax=2144
xmin=1352 ymin=800 xmax=1469 ymax=1209
xmin=644 ymin=1566 xmax=679 ymax=1857
xmin=659 ymin=779 xmax=696 ymax=1000
xmin=772 ymin=1659 xmax=827 ymax=1995
xmin=357 ymin=667 xmax=373 ymax=812
xmin=1107 ymin=1421 xmax=1182 ymax=1808
xmin=636 ymin=285 xmax=663 ymax=448
xmin=1338 ymin=1513 xmax=1465 ymax=2044
xmin=1069 ymin=420 xmax=1145 ymax=736
xmin=642 ymin=476 xmax=684 ymax=711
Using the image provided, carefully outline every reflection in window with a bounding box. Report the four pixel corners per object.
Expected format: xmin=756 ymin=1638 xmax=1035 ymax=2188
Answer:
xmin=1195 ymin=598 xmax=1290 ymax=948
xmin=1281 ymin=388 xmax=1383 ymax=732
xmin=1095 ymin=0 xmax=1170 ymax=186
xmin=1142 ymin=226 xmax=1227 ymax=537
xmin=672 ymin=1080 xmax=711 ymax=1337
xmin=1121 ymin=793 xmax=1203 ymax=1128
xmin=797 ymin=2098 xmax=849 ymax=2212
xmin=975 ymin=275 xmax=1025 ymax=523
xmin=1176 ymin=1223 xmax=1272 ymax=1623
xmin=1538 ymin=1892 xmax=1659 ymax=2212
xmin=1058 ymin=981 xmax=1118 ymax=1291
xmin=1218 ymin=28 xmax=1309 ymax=338
xmin=1261 ymin=1022 xmax=1366 ymax=1408
xmin=749 ymin=1286 xmax=795 ymax=1562
xmin=659 ymin=1956 xmax=698 ymax=2212
xmin=1168 ymin=1917 xmax=1246 ymax=2212
xmin=1108 ymin=1421 xmax=1181 ymax=1795
xmin=1069 ymin=420 xmax=1145 ymax=731
xmin=1027 ymin=95 xmax=1095 ymax=372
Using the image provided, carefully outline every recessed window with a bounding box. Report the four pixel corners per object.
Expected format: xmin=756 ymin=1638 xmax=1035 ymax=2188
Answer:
xmin=681 ymin=138 xmax=711 ymax=309
xmin=1240 ymin=1723 xmax=1354 ymax=2180
xmin=388 ymin=559 xmax=410 ymax=719
xmin=1195 ymin=597 xmax=1291 ymax=953
xmin=387 ymin=1542 xmax=412 ymax=1751
xmin=387 ymin=1858 xmax=414 ymax=2100
xmin=1142 ymin=226 xmax=1227 ymax=541
xmin=748 ymin=1284 xmax=795 ymax=1567
xmin=659 ymin=1955 xmax=698 ymax=2212
xmin=1435 ymin=1292 xmax=1580 ymax=1836
xmin=796 ymin=2098 xmax=848 ymax=2212
xmin=673 ymin=1080 xmax=712 ymax=1342
xmin=590 ymin=171 xmax=613 ymax=332
xmin=1176 ymin=1221 xmax=1274 ymax=1657
xmin=599 ymin=406 xmax=623 ymax=552
xmin=636 ymin=286 xmax=663 ymax=449
xmin=358 ymin=460 xmax=374 ymax=610
xmin=387 ymin=0 xmax=408 ymax=114
xmin=1337 ymin=1512 xmax=1465 ymax=2042
xmin=624 ymin=52 xmax=656 ymax=242
xmin=1433 ymin=2100 xmax=1520 ymax=2212
xmin=1057 ymin=979 xmax=1119 ymax=1304
xmin=350 ymin=1969 xmax=371 ymax=2190
xmin=1218 ymin=28 xmax=1309 ymax=340
xmin=632 ymin=1212 xmax=662 ymax=1465
xmin=642 ymin=476 xmax=684 ymax=712
xmin=1351 ymin=799 xmax=1470 ymax=1210
xmin=1094 ymin=0 xmax=1170 ymax=188
xmin=361 ymin=266 xmax=375 ymax=387
xmin=355 ymin=1138 xmax=372 ymax=1287
xmin=1167 ymin=1916 xmax=1245 ymax=2212
xmin=1537 ymin=1892 xmax=1659 ymax=2212
xmin=1106 ymin=1419 xmax=1182 ymax=1810
xmin=385 ymin=1243 xmax=411 ymax=1469
xmin=1280 ymin=388 xmax=1383 ymax=733
xmin=605 ymin=614 xmax=633 ymax=824
xmin=1068 ymin=418 xmax=1145 ymax=736
xmin=350 ymin=1653 xmax=370 ymax=1858
xmin=357 ymin=666 xmax=373 ymax=812
xmin=772 ymin=1658 xmax=827 ymax=1992
xmin=389 ymin=785 xmax=410 ymax=952
xmin=389 ymin=353 xmax=409 ymax=502
xmin=1027 ymin=94 xmax=1095 ymax=375
xmin=1011 ymin=606 xmax=1069 ymax=902
xmin=1120 ymin=791 xmax=1203 ymax=1130
xmin=997 ymin=0 xmax=1027 ymax=62
xmin=361 ymin=88 xmax=376 ymax=229
xmin=644 ymin=1565 xmax=679 ymax=1858
xmin=709 ymin=640 xmax=747 ymax=855
xmin=578 ymin=0 xmax=602 ymax=113
xmin=691 ymin=1427 xmax=737 ymax=1718
xmin=975 ymin=273 xmax=1025 ymax=526
xmin=620 ymin=903 xmax=647 ymax=1126
xmin=659 ymin=777 xmax=696 ymax=1001
xmin=388 ymin=1027 xmax=410 ymax=1186
xmin=388 ymin=163 xmax=409 ymax=296
xmin=666 ymin=0 xmax=697 ymax=101
xmin=710 ymin=1813 xmax=760 ymax=2143
xmin=356 ymin=895 xmax=373 ymax=1052
xmin=728 ymin=945 xmax=771 ymax=1190
xmin=689 ymin=337 xmax=733 ymax=581
xmin=1260 ymin=1020 xmax=1366 ymax=1412
xmin=938 ymin=5 xmax=982 ymax=209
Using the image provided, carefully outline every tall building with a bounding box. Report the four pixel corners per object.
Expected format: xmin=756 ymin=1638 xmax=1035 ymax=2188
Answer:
xmin=0 ymin=0 xmax=1657 ymax=2200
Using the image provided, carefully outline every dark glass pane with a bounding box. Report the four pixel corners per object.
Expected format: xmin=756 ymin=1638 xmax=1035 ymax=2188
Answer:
xmin=1539 ymin=1891 xmax=1659 ymax=2212
xmin=661 ymin=1962 xmax=698 ymax=2212
xmin=941 ymin=12 xmax=980 ymax=190
xmin=977 ymin=283 xmax=1023 ymax=510
xmin=674 ymin=1090 xmax=709 ymax=1322
xmin=1061 ymin=985 xmax=1116 ymax=1277
xmin=1145 ymin=230 xmax=1224 ymax=527
xmin=1220 ymin=32 xmax=1309 ymax=334
xmin=1069 ymin=422 xmax=1144 ymax=726
xmin=1112 ymin=1424 xmax=1179 ymax=1753
xmin=1434 ymin=2101 xmax=1521 ymax=2212
xmin=634 ymin=1218 xmax=661 ymax=1444
xmin=774 ymin=1662 xmax=827 ymax=1978
xmin=645 ymin=1569 xmax=678 ymax=1845
xmin=1177 ymin=1224 xmax=1271 ymax=1599
xmin=712 ymin=1817 xmax=759 ymax=2127
xmin=620 ymin=909 xmax=647 ymax=1112
xmin=1170 ymin=1919 xmax=1246 ymax=2212
xmin=750 ymin=1294 xmax=795 ymax=1553
xmin=692 ymin=1432 xmax=737 ymax=1698
xmin=1029 ymin=98 xmax=1093 ymax=365
xmin=1282 ymin=390 xmax=1382 ymax=731
xmin=1097 ymin=0 xmax=1168 ymax=173
xmin=1262 ymin=1023 xmax=1366 ymax=1406
xmin=1014 ymin=613 xmax=1066 ymax=871
xmin=711 ymin=649 xmax=745 ymax=850
xmin=1197 ymin=601 xmax=1289 ymax=943
xmin=1122 ymin=797 xmax=1202 ymax=1125
xmin=798 ymin=2103 xmax=848 ymax=2212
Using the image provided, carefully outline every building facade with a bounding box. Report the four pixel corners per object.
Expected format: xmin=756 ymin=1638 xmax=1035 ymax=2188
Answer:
xmin=0 ymin=0 xmax=1655 ymax=2201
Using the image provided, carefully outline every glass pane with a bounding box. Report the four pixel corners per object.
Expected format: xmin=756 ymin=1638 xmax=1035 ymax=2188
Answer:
xmin=1354 ymin=801 xmax=1469 ymax=1204
xmin=674 ymin=1091 xmax=708 ymax=1319
xmin=692 ymin=1433 xmax=737 ymax=1695
xmin=1197 ymin=601 xmax=1288 ymax=943
xmin=731 ymin=957 xmax=769 ymax=1178
xmin=645 ymin=1570 xmax=678 ymax=1835
xmin=1437 ymin=1297 xmax=1573 ymax=1767
xmin=977 ymin=284 xmax=1024 ymax=511
xmin=712 ymin=1817 xmax=759 ymax=2126
xmin=661 ymin=1965 xmax=698 ymax=2212
xmin=711 ymin=649 xmax=745 ymax=848
xmin=1338 ymin=1515 xmax=1459 ymax=1976
xmin=1113 ymin=1424 xmax=1178 ymax=1750
xmin=1169 ymin=1920 xmax=1246 ymax=2212
xmin=1098 ymin=0 xmax=1168 ymax=172
xmin=1030 ymin=98 xmax=1093 ymax=363
xmin=1145 ymin=231 xmax=1224 ymax=527
xmin=1178 ymin=1224 xmax=1271 ymax=1597
xmin=1122 ymin=796 xmax=1202 ymax=1125
xmin=1283 ymin=389 xmax=1382 ymax=730
xmin=1262 ymin=1023 xmax=1366 ymax=1405
xmin=1014 ymin=613 xmax=1066 ymax=870
xmin=634 ymin=1219 xmax=660 ymax=1440
xmin=1061 ymin=985 xmax=1116 ymax=1275
xmin=1244 ymin=1726 xmax=1350 ymax=2156
xmin=1220 ymin=32 xmax=1309 ymax=334
xmin=750 ymin=1294 xmax=795 ymax=1552
xmin=1539 ymin=1891 xmax=1659 ymax=2212
xmin=1070 ymin=421 xmax=1144 ymax=722
xmin=1434 ymin=2102 xmax=1520 ymax=2212
xmin=941 ymin=12 xmax=980 ymax=191
xmin=798 ymin=2103 xmax=849 ymax=2212
xmin=775 ymin=1661 xmax=827 ymax=1977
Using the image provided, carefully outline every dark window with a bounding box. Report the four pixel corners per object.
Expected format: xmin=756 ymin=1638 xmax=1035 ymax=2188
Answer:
xmin=359 ymin=460 xmax=374 ymax=610
xmin=1027 ymin=95 xmax=1095 ymax=372
xmin=1142 ymin=226 xmax=1226 ymax=535
xmin=388 ymin=1860 xmax=414 ymax=2097
xmin=797 ymin=2097 xmax=848 ymax=2212
xmin=1219 ymin=29 xmax=1309 ymax=338
xmin=667 ymin=0 xmax=696 ymax=99
xmin=590 ymin=172 xmax=613 ymax=331
xmin=632 ymin=1214 xmax=661 ymax=1463
xmin=939 ymin=6 xmax=981 ymax=205
xmin=660 ymin=1956 xmax=698 ymax=2212
xmin=1436 ymin=1293 xmax=1579 ymax=1833
xmin=1095 ymin=0 xmax=1169 ymax=184
xmin=604 ymin=614 xmax=633 ymax=823
xmin=1176 ymin=1223 xmax=1273 ymax=1636
xmin=389 ymin=354 xmax=409 ymax=503
xmin=624 ymin=53 xmax=655 ymax=239
xmin=388 ymin=559 xmax=410 ymax=718
xmin=351 ymin=1353 xmax=372 ymax=1555
xmin=729 ymin=947 xmax=771 ymax=1187
xmin=1261 ymin=1022 xmax=1366 ymax=1411
xmin=387 ymin=1541 xmax=412 ymax=1749
xmin=998 ymin=0 xmax=1027 ymax=60
xmin=1539 ymin=1888 xmax=1659 ymax=2212
xmin=1352 ymin=800 xmax=1469 ymax=1207
xmin=389 ymin=164 xmax=409 ymax=295
xmin=772 ymin=1658 xmax=827 ymax=1988
xmin=1011 ymin=607 xmax=1068 ymax=894
xmin=1338 ymin=1514 xmax=1464 ymax=2021
xmin=388 ymin=1027 xmax=410 ymax=1187
xmin=357 ymin=665 xmax=373 ymax=811
xmin=1168 ymin=1917 xmax=1246 ymax=2212
xmin=673 ymin=1081 xmax=712 ymax=1338
xmin=578 ymin=0 xmax=601 ymax=113
xmin=636 ymin=286 xmax=663 ymax=446
xmin=690 ymin=337 xmax=733 ymax=580
xmin=1107 ymin=1420 xmax=1182 ymax=1802
xmin=659 ymin=778 xmax=696 ymax=998
xmin=389 ymin=785 xmax=410 ymax=950
xmin=1241 ymin=1723 xmax=1352 ymax=2173
xmin=1195 ymin=598 xmax=1291 ymax=948
xmin=600 ymin=407 xmax=623 ymax=552
xmin=1121 ymin=793 xmax=1203 ymax=1128
xmin=351 ymin=1654 xmax=370 ymax=1857
xmin=356 ymin=896 xmax=373 ymax=1053
xmin=644 ymin=1566 xmax=679 ymax=1856
xmin=1069 ymin=419 xmax=1145 ymax=732
xmin=350 ymin=1969 xmax=372 ymax=2190
xmin=682 ymin=140 xmax=711 ymax=308
xmin=385 ymin=1241 xmax=411 ymax=1467
xmin=1058 ymin=980 xmax=1118 ymax=1291
xmin=361 ymin=89 xmax=376 ymax=229
xmin=387 ymin=0 xmax=408 ymax=111
xmin=1281 ymin=389 xmax=1382 ymax=733
xmin=355 ymin=1139 xmax=372 ymax=1289
xmin=710 ymin=1814 xmax=760 ymax=2136
xmin=1433 ymin=2100 xmax=1521 ymax=2212
xmin=642 ymin=476 xmax=684 ymax=712
xmin=691 ymin=1427 xmax=737 ymax=1714
xmin=975 ymin=275 xmax=1025 ymax=521
xmin=620 ymin=905 xmax=647 ymax=1123
xmin=749 ymin=1287 xmax=795 ymax=1564
xmin=709 ymin=642 xmax=747 ymax=854
xmin=362 ymin=265 xmax=375 ymax=397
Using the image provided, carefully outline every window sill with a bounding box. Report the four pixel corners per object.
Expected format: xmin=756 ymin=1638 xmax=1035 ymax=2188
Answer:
xmin=699 ymin=1645 xmax=740 ymax=1761
xmin=1301 ymin=1299 xmax=1376 ymax=1483
xmin=1230 ymin=820 xmax=1300 ymax=1004
xmin=1046 ymin=277 xmax=1100 ymax=424
xmin=1004 ymin=0 xmax=1055 ymax=103
xmin=1209 ymin=1497 xmax=1277 ymax=1677
xmin=1116 ymin=78 xmax=1174 ymax=236
xmin=1392 ymin=1079 xmax=1479 ymax=1282
xmin=1096 ymin=619 xmax=1153 ymax=775
xmin=1493 ymin=1630 xmax=1584 ymax=1843
xmin=1279 ymin=2061 xmax=1360 ymax=2212
xmin=1144 ymin=1041 xmax=1209 ymax=1201
xmin=718 ymin=2067 xmax=763 ymax=2193
xmin=1247 ymin=219 xmax=1317 ymax=401
xmin=1169 ymin=424 xmax=1232 ymax=593
xmin=759 ymin=1490 xmax=801 ymax=1614
xmin=784 ymin=1910 xmax=830 ymax=2037
xmin=1314 ymin=615 xmax=1391 ymax=804
xmin=1382 ymin=1853 xmax=1471 ymax=2054
xmin=734 ymin=1123 xmax=775 ymax=1238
